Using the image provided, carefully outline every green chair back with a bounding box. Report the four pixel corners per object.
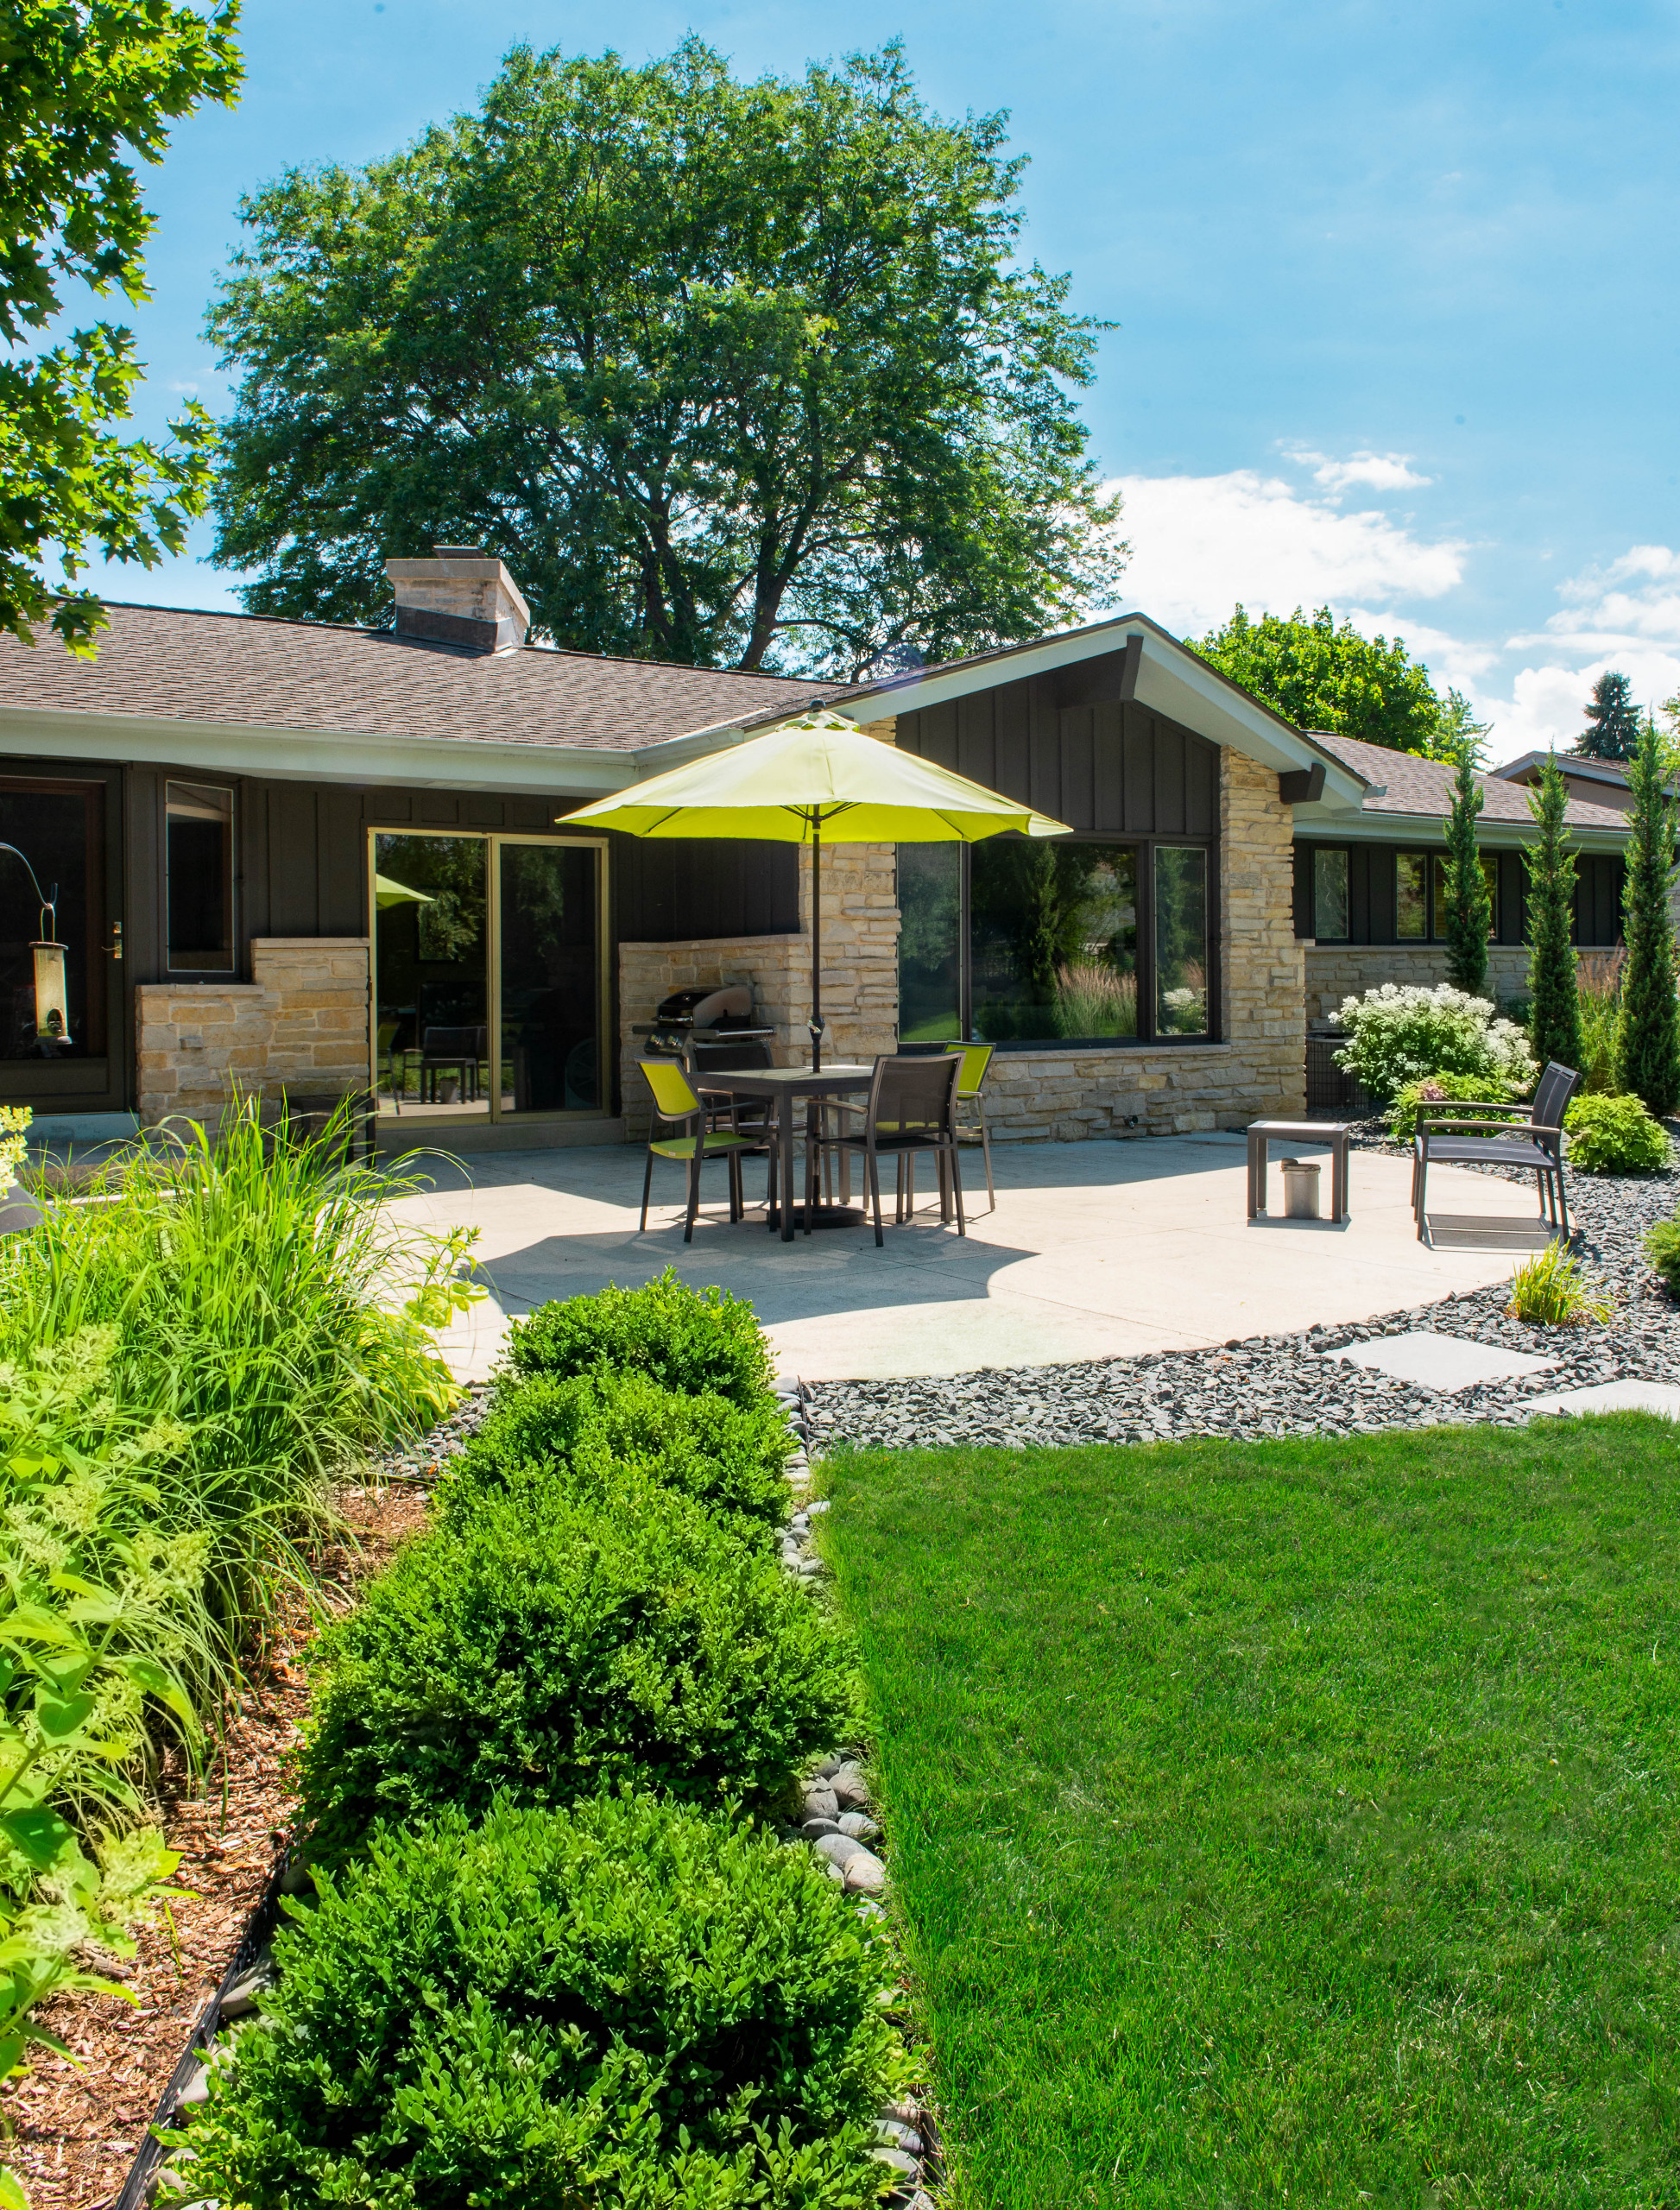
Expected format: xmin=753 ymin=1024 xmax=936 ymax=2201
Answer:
xmin=640 ymin=1058 xmax=700 ymax=1121
xmin=948 ymin=1041 xmax=994 ymax=1096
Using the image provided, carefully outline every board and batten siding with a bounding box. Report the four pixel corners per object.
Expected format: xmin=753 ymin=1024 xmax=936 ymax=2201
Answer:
xmin=893 ymin=656 xmax=1219 ymax=840
xmin=1291 ymin=838 xmax=1625 ymax=949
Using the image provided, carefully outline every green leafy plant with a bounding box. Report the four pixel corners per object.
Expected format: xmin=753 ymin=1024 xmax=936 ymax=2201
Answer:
xmin=1334 ymin=983 xmax=1535 ymax=1104
xmin=0 ymin=1096 xmax=477 ymax=1648
xmin=504 ymin=1269 xmax=774 ymax=1408
xmin=446 ymin=1367 xmax=793 ymax=1533
xmin=162 ymin=1793 xmax=902 ymax=2208
xmin=1387 ymin=1072 xmax=1514 ymax=1146
xmin=1506 ymin=1246 xmax=1612 ymax=1326
xmin=1563 ymin=1092 xmax=1671 ymax=1174
xmin=294 ymin=1471 xmax=859 ymax=1862
xmin=1644 ymin=1216 xmax=1680 ymax=1296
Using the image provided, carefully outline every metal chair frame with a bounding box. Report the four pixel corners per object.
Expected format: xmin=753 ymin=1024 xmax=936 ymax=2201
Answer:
xmin=1412 ymin=1060 xmax=1580 ymax=1244
xmin=946 ymin=1041 xmax=996 ymax=1212
xmin=637 ymin=1059 xmax=764 ymax=1242
xmin=826 ymin=1053 xmax=967 ymax=1247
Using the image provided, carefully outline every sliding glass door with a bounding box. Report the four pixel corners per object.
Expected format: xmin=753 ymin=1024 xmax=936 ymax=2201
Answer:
xmin=370 ymin=831 xmax=607 ymax=1123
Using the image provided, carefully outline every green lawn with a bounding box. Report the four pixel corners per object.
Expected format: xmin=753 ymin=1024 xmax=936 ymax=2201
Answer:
xmin=820 ymin=1418 xmax=1680 ymax=2208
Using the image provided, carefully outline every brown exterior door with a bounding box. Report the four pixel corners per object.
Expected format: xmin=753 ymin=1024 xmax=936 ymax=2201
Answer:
xmin=0 ymin=767 xmax=127 ymax=1115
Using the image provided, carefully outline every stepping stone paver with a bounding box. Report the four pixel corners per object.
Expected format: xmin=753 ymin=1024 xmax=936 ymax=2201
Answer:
xmin=1323 ymin=1330 xmax=1557 ymax=1394
xmin=1525 ymin=1379 xmax=1680 ymax=1421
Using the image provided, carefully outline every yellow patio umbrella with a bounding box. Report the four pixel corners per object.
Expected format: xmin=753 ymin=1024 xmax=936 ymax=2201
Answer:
xmin=374 ymin=873 xmax=435 ymax=908
xmin=559 ymin=709 xmax=1069 ymax=1068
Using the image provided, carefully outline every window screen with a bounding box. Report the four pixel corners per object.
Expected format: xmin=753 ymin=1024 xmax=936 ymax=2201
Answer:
xmin=166 ymin=783 xmax=235 ymax=971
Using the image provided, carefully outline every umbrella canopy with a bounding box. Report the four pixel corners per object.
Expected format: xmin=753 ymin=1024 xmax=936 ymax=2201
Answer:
xmin=560 ymin=710 xmax=1071 ymax=1070
xmin=374 ymin=874 xmax=435 ymax=908
xmin=559 ymin=710 xmax=1069 ymax=843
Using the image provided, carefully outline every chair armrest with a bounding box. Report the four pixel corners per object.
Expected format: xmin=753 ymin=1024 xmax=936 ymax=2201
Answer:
xmin=1424 ymin=1098 xmax=1530 ymax=1116
xmin=1417 ymin=1116 xmax=1539 ymax=1137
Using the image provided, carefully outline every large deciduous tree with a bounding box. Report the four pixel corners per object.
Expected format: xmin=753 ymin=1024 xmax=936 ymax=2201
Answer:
xmin=1193 ymin=605 xmax=1455 ymax=758
xmin=205 ymin=40 xmax=1126 ymax=675
xmin=1523 ymin=754 xmax=1586 ymax=1079
xmin=1578 ymin=671 xmax=1641 ymax=761
xmin=0 ymin=0 xmax=242 ymax=654
xmin=1614 ymin=715 xmax=1680 ymax=1116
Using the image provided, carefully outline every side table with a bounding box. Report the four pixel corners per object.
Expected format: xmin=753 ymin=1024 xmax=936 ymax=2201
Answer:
xmin=1247 ymin=1119 xmax=1351 ymax=1222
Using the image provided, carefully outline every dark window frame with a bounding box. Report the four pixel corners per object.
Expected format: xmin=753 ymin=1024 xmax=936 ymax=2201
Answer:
xmin=897 ymin=830 xmax=1220 ymax=1051
xmin=163 ymin=780 xmax=237 ymax=976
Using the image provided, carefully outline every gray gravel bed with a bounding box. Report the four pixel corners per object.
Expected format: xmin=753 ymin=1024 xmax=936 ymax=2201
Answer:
xmin=803 ymin=1146 xmax=1680 ymax=1453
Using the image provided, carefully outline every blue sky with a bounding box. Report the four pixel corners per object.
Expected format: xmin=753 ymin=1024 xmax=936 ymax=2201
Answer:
xmin=59 ymin=0 xmax=1680 ymax=757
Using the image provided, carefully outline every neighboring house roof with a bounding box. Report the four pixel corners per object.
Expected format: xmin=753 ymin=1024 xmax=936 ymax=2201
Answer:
xmin=1308 ymin=731 xmax=1633 ymax=836
xmin=0 ymin=603 xmax=841 ymax=754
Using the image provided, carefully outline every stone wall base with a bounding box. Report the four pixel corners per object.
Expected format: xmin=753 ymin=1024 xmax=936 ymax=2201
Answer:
xmin=981 ymin=1043 xmax=1294 ymax=1142
xmin=136 ymin=938 xmax=369 ymax=1130
xmin=1305 ymin=944 xmax=1539 ymax=1021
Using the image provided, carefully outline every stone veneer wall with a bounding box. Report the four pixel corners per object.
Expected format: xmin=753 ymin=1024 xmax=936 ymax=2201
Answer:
xmin=136 ymin=938 xmax=369 ymax=1128
xmin=618 ymin=742 xmax=1308 ymax=1145
xmin=1304 ymin=944 xmax=1538 ymax=1021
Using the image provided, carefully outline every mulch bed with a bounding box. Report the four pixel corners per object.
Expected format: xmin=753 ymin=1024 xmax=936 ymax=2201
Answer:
xmin=2 ymin=1481 xmax=431 ymax=2210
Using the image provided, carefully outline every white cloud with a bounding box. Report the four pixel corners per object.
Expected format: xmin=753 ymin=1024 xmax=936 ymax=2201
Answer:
xmin=1476 ymin=542 xmax=1680 ymax=760
xmin=1285 ymin=448 xmax=1433 ymax=495
xmin=1109 ymin=466 xmax=1467 ymax=641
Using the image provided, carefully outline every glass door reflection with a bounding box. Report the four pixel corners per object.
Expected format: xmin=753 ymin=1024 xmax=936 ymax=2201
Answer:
xmin=497 ymin=841 xmax=603 ymax=1114
xmin=372 ymin=833 xmax=490 ymax=1120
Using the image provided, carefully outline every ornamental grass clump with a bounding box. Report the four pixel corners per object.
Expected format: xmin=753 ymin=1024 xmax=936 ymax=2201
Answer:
xmin=1507 ymin=1246 xmax=1612 ymax=1327
xmin=445 ymin=1366 xmax=792 ymax=1533
xmin=1563 ymin=1092 xmax=1672 ymax=1174
xmin=294 ymin=1469 xmax=859 ymax=1863
xmin=1335 ymin=983 xmax=1536 ymax=1105
xmin=1645 ymin=1216 xmax=1680 ymax=1296
xmin=0 ymin=1096 xmax=474 ymax=1648
xmin=506 ymin=1268 xmax=774 ymax=1407
xmin=163 ymin=1794 xmax=904 ymax=2210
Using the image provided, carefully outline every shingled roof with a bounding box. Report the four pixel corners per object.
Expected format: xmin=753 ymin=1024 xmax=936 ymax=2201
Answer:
xmin=0 ymin=603 xmax=843 ymax=754
xmin=1312 ymin=731 xmax=1633 ymax=834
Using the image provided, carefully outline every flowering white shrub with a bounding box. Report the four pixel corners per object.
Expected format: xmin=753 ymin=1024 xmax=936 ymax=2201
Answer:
xmin=1334 ymin=984 xmax=1536 ymax=1104
xmin=0 ymin=1105 xmax=29 ymax=1195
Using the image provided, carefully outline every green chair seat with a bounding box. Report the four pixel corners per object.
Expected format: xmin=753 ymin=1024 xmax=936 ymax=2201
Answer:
xmin=649 ymin=1132 xmax=761 ymax=1161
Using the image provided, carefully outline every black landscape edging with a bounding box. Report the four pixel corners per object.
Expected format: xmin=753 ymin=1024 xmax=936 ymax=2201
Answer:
xmin=114 ymin=1848 xmax=295 ymax=2210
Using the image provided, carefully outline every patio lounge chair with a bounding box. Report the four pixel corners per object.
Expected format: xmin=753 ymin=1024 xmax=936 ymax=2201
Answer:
xmin=637 ymin=1058 xmax=765 ymax=1242
xmin=826 ymin=1052 xmax=966 ymax=1247
xmin=1412 ymin=1059 xmax=1580 ymax=1244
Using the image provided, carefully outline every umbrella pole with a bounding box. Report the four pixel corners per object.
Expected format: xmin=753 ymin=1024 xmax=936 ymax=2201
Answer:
xmin=809 ymin=814 xmax=823 ymax=1072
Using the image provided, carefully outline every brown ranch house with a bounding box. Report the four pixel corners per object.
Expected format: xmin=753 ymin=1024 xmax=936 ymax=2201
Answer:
xmin=0 ymin=551 xmax=1638 ymax=1152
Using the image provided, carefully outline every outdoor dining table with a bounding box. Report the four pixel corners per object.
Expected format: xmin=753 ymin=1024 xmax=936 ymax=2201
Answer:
xmin=699 ymin=1063 xmax=875 ymax=1241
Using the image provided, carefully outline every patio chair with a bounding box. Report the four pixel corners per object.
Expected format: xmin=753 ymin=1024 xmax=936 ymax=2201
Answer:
xmin=946 ymin=1041 xmax=997 ymax=1211
xmin=419 ymin=1024 xmax=487 ymax=1105
xmin=825 ymin=1052 xmax=966 ymax=1247
xmin=1412 ymin=1059 xmax=1580 ymax=1244
xmin=637 ymin=1058 xmax=764 ymax=1242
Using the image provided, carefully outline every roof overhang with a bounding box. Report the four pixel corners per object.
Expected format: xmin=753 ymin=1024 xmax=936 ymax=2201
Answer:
xmin=1292 ymin=798 xmax=1633 ymax=852
xmin=0 ymin=707 xmax=640 ymax=797
xmin=634 ymin=614 xmax=1372 ymax=812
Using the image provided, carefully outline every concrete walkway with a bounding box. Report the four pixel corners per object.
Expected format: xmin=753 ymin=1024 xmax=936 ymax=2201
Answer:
xmin=387 ymin=1131 xmax=1555 ymax=1384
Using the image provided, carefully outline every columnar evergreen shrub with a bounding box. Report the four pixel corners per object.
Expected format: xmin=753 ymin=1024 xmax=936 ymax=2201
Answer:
xmin=1524 ymin=752 xmax=1588 ymax=1079
xmin=1334 ymin=983 xmax=1535 ymax=1103
xmin=505 ymin=1270 xmax=774 ymax=1406
xmin=166 ymin=1796 xmax=902 ymax=2209
xmin=1563 ymin=1093 xmax=1671 ymax=1174
xmin=1441 ymin=745 xmax=1491 ymax=995
xmin=446 ymin=1367 xmax=791 ymax=1532
xmin=295 ymin=1471 xmax=859 ymax=1860
xmin=1614 ymin=716 xmax=1680 ymax=1116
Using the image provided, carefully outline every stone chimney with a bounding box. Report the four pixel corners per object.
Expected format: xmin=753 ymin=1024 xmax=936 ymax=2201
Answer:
xmin=383 ymin=546 xmax=530 ymax=653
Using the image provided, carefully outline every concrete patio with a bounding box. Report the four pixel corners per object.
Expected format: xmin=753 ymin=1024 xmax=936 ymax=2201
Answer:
xmin=389 ymin=1131 xmax=1556 ymax=1383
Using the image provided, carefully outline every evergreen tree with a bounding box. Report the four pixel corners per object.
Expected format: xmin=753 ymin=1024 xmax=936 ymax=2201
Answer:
xmin=1614 ymin=715 xmax=1680 ymax=1114
xmin=1524 ymin=753 xmax=1586 ymax=1077
xmin=1441 ymin=742 xmax=1492 ymax=995
xmin=1578 ymin=671 xmax=1641 ymax=761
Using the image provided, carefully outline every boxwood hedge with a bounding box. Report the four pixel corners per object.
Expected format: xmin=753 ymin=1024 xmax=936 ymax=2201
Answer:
xmin=164 ymin=1794 xmax=902 ymax=2209
xmin=502 ymin=1270 xmax=774 ymax=1407
xmin=294 ymin=1471 xmax=857 ymax=1860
